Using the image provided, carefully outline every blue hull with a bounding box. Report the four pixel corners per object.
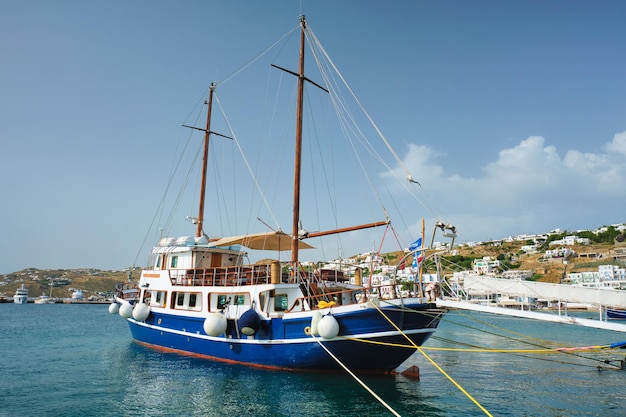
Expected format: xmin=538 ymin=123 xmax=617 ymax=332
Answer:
xmin=126 ymin=303 xmax=443 ymax=372
xmin=606 ymin=308 xmax=626 ymax=320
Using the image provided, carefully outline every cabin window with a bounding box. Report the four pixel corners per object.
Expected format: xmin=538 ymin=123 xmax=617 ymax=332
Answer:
xmin=156 ymin=257 xmax=161 ymax=268
xmin=143 ymin=290 xmax=167 ymax=307
xmin=259 ymin=292 xmax=267 ymax=311
xmin=216 ymin=294 xmax=229 ymax=310
xmin=171 ymin=256 xmax=178 ymax=268
xmin=172 ymin=291 xmax=202 ymax=311
xmin=274 ymin=294 xmax=288 ymax=312
xmin=212 ymin=293 xmax=249 ymax=311
xmin=148 ymin=290 xmax=167 ymax=307
xmin=189 ymin=293 xmax=198 ymax=308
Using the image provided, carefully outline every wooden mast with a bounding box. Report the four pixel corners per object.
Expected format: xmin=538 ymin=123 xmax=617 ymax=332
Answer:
xmin=197 ymin=82 xmax=215 ymax=238
xmin=290 ymin=16 xmax=306 ymax=270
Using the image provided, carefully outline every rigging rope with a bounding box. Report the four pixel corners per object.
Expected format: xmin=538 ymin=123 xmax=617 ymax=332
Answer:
xmin=305 ymin=26 xmax=441 ymax=216
xmin=213 ymin=93 xmax=281 ymax=230
xmin=218 ymin=24 xmax=299 ymax=88
xmin=132 ymin=117 xmax=203 ymax=266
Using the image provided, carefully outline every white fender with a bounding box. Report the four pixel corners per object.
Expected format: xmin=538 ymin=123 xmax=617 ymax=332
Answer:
xmin=310 ymin=311 xmax=322 ymax=336
xmin=108 ymin=302 xmax=120 ymax=314
xmin=317 ymin=315 xmax=339 ymax=339
xmin=204 ymin=313 xmax=227 ymax=336
xmin=132 ymin=302 xmax=151 ymax=321
xmin=119 ymin=302 xmax=134 ymax=318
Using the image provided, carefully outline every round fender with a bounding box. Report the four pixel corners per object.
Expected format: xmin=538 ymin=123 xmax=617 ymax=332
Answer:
xmin=119 ymin=302 xmax=134 ymax=318
xmin=108 ymin=302 xmax=120 ymax=314
xmin=132 ymin=302 xmax=151 ymax=321
xmin=318 ymin=315 xmax=339 ymax=339
xmin=204 ymin=313 xmax=227 ymax=336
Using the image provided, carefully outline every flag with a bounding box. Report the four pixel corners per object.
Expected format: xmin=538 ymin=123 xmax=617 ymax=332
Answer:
xmin=408 ymin=237 xmax=422 ymax=252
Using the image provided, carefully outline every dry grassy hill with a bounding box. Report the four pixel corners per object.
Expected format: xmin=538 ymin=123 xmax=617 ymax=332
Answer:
xmin=0 ymin=268 xmax=134 ymax=300
xmin=1 ymin=241 xmax=621 ymax=300
xmin=455 ymin=241 xmax=617 ymax=283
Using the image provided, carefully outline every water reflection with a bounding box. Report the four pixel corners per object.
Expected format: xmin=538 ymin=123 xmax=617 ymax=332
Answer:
xmin=99 ymin=310 xmax=626 ymax=416
xmin=102 ymin=342 xmax=446 ymax=417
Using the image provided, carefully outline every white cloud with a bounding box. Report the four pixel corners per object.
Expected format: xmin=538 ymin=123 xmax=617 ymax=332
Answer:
xmin=395 ymin=131 xmax=626 ymax=242
xmin=604 ymin=131 xmax=626 ymax=156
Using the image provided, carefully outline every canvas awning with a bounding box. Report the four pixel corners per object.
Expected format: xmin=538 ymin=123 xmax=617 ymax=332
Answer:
xmin=208 ymin=231 xmax=314 ymax=251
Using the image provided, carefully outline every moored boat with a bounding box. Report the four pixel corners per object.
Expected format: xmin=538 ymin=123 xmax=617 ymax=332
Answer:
xmin=606 ymin=307 xmax=626 ymax=320
xmin=110 ymin=16 xmax=448 ymax=372
xmin=34 ymin=293 xmax=55 ymax=304
xmin=14 ymin=284 xmax=28 ymax=304
xmin=71 ymin=289 xmax=84 ymax=302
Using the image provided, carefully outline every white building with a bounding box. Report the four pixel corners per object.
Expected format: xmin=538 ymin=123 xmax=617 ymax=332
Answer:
xmin=549 ymin=235 xmax=590 ymax=246
xmin=473 ymin=257 xmax=500 ymax=275
xmin=566 ymin=264 xmax=626 ymax=289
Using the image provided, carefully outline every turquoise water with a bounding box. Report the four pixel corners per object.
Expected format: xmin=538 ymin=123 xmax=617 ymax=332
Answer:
xmin=1 ymin=304 xmax=624 ymax=416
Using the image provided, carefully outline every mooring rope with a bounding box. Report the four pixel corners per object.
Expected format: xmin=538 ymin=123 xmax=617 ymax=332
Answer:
xmin=313 ymin=337 xmax=402 ymax=417
xmin=369 ymin=301 xmax=494 ymax=417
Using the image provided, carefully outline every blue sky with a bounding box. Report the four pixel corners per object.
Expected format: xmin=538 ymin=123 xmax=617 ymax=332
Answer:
xmin=1 ymin=1 xmax=625 ymax=273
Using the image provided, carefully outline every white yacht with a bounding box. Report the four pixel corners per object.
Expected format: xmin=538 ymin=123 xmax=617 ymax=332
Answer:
xmin=71 ymin=289 xmax=84 ymax=302
xmin=34 ymin=293 xmax=54 ymax=304
xmin=14 ymin=284 xmax=28 ymax=304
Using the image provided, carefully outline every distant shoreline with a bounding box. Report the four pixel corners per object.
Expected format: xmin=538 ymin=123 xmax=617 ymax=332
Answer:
xmin=0 ymin=299 xmax=110 ymax=304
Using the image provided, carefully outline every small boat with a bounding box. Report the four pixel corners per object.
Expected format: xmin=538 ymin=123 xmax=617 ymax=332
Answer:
xmin=14 ymin=284 xmax=28 ymax=304
xmin=71 ymin=289 xmax=84 ymax=302
xmin=110 ymin=16 xmax=449 ymax=372
xmin=34 ymin=293 xmax=55 ymax=304
xmin=606 ymin=307 xmax=626 ymax=320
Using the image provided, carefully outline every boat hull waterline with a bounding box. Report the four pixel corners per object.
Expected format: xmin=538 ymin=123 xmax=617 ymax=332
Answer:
xmin=125 ymin=302 xmax=442 ymax=371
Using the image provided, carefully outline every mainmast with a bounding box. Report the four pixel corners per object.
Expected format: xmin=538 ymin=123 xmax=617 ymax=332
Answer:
xmin=290 ymin=15 xmax=307 ymax=269
xmin=196 ymin=83 xmax=215 ymax=238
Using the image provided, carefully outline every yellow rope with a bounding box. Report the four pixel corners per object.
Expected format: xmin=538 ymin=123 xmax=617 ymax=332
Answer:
xmin=369 ymin=300 xmax=494 ymax=417
xmin=339 ymin=334 xmax=620 ymax=354
xmin=312 ymin=336 xmax=402 ymax=416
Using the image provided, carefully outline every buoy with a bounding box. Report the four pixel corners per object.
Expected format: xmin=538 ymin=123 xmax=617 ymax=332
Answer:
xmin=317 ymin=315 xmax=339 ymax=339
xmin=239 ymin=308 xmax=261 ymax=336
xmin=310 ymin=311 xmax=322 ymax=336
xmin=132 ymin=302 xmax=151 ymax=321
xmin=204 ymin=313 xmax=227 ymax=336
xmin=119 ymin=302 xmax=134 ymax=318
xmin=108 ymin=302 xmax=120 ymax=314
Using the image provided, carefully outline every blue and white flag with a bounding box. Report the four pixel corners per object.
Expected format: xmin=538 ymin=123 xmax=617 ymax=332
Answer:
xmin=408 ymin=237 xmax=422 ymax=252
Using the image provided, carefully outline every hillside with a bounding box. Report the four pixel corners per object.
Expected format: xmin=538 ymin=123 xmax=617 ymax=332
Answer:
xmin=1 ymin=240 xmax=622 ymax=300
xmin=0 ymin=268 xmax=134 ymax=300
xmin=452 ymin=241 xmax=619 ymax=283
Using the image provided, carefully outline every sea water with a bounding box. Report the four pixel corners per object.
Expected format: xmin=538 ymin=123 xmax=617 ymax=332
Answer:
xmin=1 ymin=304 xmax=624 ymax=417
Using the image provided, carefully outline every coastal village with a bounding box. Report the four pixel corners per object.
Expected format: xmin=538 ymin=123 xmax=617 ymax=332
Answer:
xmin=1 ymin=222 xmax=624 ymax=305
